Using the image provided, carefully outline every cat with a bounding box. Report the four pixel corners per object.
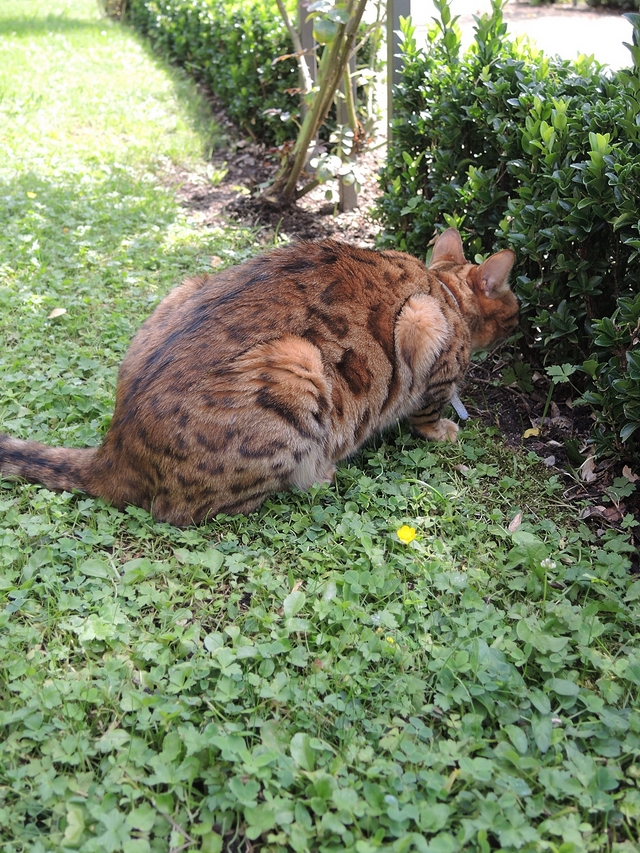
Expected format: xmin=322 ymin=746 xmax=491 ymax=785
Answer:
xmin=0 ymin=228 xmax=517 ymax=526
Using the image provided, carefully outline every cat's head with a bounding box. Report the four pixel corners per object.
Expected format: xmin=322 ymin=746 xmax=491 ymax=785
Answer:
xmin=429 ymin=228 xmax=519 ymax=351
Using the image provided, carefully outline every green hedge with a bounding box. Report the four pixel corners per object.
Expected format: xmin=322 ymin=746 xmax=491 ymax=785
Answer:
xmin=586 ymin=0 xmax=640 ymax=9
xmin=376 ymin=0 xmax=640 ymax=458
xmin=125 ymin=0 xmax=299 ymax=145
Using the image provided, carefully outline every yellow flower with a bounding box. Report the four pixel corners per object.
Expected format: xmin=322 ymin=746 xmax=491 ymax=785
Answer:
xmin=27 ymin=192 xmax=37 ymax=199
xmin=396 ymin=525 xmax=416 ymax=544
xmin=385 ymin=636 xmax=395 ymax=645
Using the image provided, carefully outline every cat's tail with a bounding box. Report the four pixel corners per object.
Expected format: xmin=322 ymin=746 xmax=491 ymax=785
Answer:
xmin=0 ymin=433 xmax=100 ymax=497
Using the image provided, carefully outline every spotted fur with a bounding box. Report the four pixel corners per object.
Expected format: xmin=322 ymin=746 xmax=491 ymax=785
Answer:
xmin=0 ymin=229 xmax=517 ymax=525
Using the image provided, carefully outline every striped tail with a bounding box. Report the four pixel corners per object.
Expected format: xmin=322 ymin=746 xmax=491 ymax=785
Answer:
xmin=0 ymin=433 xmax=99 ymax=495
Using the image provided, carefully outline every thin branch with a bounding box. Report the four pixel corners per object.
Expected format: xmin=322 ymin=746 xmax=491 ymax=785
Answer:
xmin=296 ymin=177 xmax=321 ymax=199
xmin=275 ymin=0 xmax=313 ymax=94
xmin=355 ymin=4 xmax=386 ymax=57
xmin=156 ymin=808 xmax=196 ymax=852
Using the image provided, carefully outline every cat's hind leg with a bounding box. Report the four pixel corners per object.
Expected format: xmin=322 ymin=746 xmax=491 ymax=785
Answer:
xmin=395 ymin=294 xmax=459 ymax=441
xmin=233 ymin=335 xmax=334 ymax=490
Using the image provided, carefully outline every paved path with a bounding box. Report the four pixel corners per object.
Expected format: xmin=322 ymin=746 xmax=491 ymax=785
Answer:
xmin=414 ymin=0 xmax=633 ymax=70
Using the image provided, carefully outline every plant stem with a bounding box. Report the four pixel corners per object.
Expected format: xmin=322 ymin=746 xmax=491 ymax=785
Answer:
xmin=342 ymin=66 xmax=358 ymax=139
xmin=540 ymin=380 xmax=555 ymax=429
xmin=266 ymin=0 xmax=368 ymax=202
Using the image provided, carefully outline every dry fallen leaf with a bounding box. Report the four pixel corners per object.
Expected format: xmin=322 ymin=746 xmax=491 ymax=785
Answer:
xmin=582 ymin=504 xmax=625 ymax=524
xmin=48 ymin=307 xmax=67 ymax=319
xmin=532 ymin=415 xmax=573 ymax=431
xmin=581 ymin=505 xmax=607 ymax=520
xmin=580 ymin=455 xmax=598 ymax=483
xmin=508 ymin=512 xmax=523 ymax=533
xmin=602 ymin=505 xmax=625 ymax=523
xmin=622 ymin=465 xmax=639 ymax=483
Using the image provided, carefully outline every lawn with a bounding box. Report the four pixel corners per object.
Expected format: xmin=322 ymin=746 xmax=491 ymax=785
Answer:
xmin=0 ymin=2 xmax=639 ymax=852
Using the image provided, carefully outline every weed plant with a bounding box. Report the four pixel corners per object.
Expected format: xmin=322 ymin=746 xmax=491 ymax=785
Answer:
xmin=0 ymin=2 xmax=639 ymax=852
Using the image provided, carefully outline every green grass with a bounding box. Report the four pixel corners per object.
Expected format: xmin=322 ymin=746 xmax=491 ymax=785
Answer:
xmin=1 ymin=2 xmax=639 ymax=852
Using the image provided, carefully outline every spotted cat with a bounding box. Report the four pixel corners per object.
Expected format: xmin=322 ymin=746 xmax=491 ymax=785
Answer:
xmin=0 ymin=228 xmax=517 ymax=525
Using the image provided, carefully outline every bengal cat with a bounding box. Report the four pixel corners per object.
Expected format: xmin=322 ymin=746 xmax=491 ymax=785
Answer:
xmin=0 ymin=228 xmax=517 ymax=525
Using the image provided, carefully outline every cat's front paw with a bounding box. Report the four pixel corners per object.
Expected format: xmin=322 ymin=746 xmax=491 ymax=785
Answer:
xmin=414 ymin=418 xmax=459 ymax=443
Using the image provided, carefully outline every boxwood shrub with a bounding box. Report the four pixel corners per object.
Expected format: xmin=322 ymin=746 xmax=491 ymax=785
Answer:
xmin=586 ymin=0 xmax=640 ymax=9
xmin=125 ymin=0 xmax=299 ymax=145
xmin=377 ymin=0 xmax=640 ymax=459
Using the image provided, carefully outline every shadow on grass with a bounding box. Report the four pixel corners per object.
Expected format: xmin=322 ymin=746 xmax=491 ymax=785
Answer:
xmin=0 ymin=167 xmax=253 ymax=340
xmin=0 ymin=169 xmax=180 ymax=281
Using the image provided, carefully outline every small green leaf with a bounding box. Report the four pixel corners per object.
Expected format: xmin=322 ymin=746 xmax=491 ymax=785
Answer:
xmin=331 ymin=786 xmax=358 ymax=811
xmin=545 ymin=677 xmax=580 ymax=697
xmin=201 ymin=549 xmax=224 ymax=572
xmin=313 ymin=16 xmax=338 ymax=44
xmin=200 ymin=832 xmax=223 ymax=853
xmin=314 ymin=773 xmax=337 ymax=799
xmin=96 ymin=729 xmax=131 ymax=752
xmin=625 ymin=580 xmax=640 ymax=602
xmin=63 ymin=805 xmax=85 ymax=846
xmin=126 ymin=803 xmax=156 ymax=832
xmin=546 ymin=363 xmax=578 ymax=383
xmin=283 ymin=590 xmax=306 ymax=618
xmin=505 ymin=724 xmax=529 ymax=755
xmin=582 ymin=359 xmax=599 ymax=378
xmin=531 ymin=713 xmax=552 ymax=753
xmin=290 ymin=732 xmax=315 ymax=770
xmin=78 ymin=558 xmax=112 ymax=579
xmin=229 ymin=776 xmax=260 ymax=806
xmin=244 ymin=803 xmax=276 ymax=839
xmin=327 ymin=6 xmax=349 ymax=24
xmin=123 ymin=839 xmax=151 ymax=853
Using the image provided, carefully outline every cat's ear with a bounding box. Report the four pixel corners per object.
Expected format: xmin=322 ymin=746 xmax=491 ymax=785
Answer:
xmin=475 ymin=249 xmax=516 ymax=298
xmin=429 ymin=228 xmax=466 ymax=266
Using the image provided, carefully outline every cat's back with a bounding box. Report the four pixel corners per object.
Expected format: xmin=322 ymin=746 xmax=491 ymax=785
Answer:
xmin=177 ymin=239 xmax=428 ymax=327
xmin=122 ymin=240 xmax=431 ymax=375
